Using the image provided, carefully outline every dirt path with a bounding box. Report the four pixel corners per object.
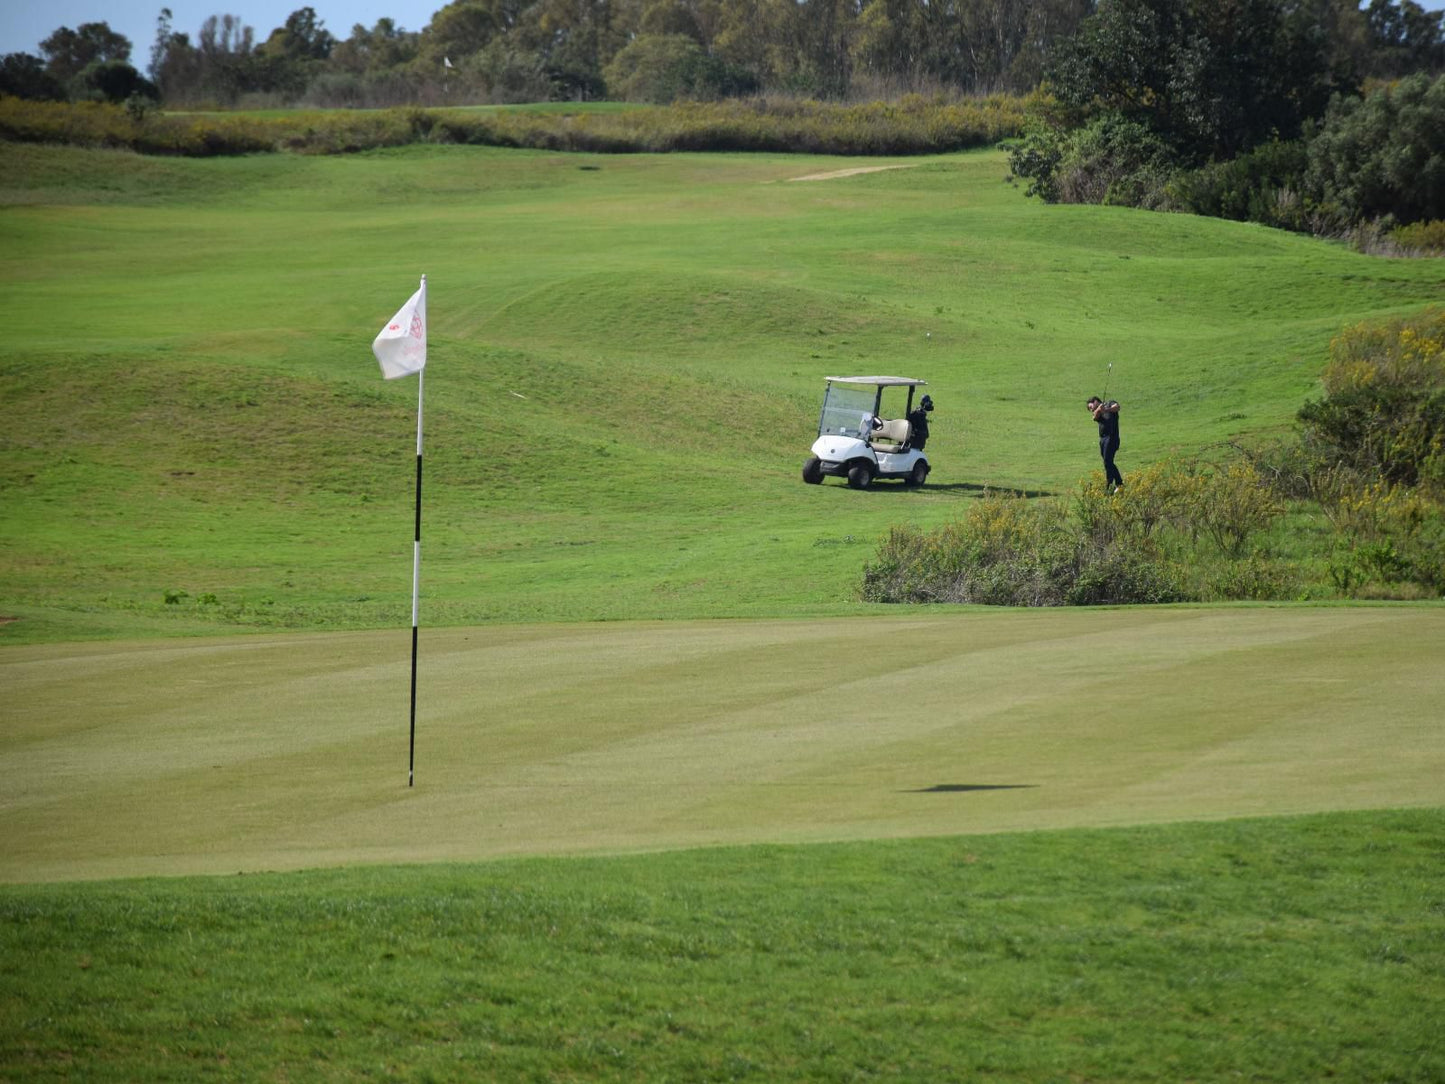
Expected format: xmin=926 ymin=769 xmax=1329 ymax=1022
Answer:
xmin=786 ymin=164 xmax=919 ymax=182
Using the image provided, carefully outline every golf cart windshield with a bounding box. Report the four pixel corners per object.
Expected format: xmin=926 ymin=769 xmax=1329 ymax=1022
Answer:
xmin=818 ymin=383 xmax=879 ymax=439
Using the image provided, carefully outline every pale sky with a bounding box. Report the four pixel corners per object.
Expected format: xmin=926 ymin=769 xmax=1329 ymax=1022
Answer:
xmin=0 ymin=0 xmax=444 ymax=63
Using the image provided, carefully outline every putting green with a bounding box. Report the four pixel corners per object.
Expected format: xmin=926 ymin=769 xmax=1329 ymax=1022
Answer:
xmin=2 ymin=605 xmax=1440 ymax=883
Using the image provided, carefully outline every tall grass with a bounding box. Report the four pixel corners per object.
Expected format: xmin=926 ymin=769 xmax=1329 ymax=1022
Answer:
xmin=0 ymin=94 xmax=1025 ymax=157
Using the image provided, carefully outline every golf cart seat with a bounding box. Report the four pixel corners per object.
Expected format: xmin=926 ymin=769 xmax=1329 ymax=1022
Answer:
xmin=870 ymin=418 xmax=911 ymax=449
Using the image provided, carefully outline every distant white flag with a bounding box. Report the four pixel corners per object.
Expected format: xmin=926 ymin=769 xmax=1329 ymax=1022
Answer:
xmin=444 ymin=56 xmax=453 ymax=69
xmin=372 ymin=277 xmax=426 ymax=380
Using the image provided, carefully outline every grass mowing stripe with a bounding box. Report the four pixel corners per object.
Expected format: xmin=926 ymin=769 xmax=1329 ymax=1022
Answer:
xmin=2 ymin=607 xmax=1441 ymax=883
xmin=0 ymin=809 xmax=1440 ymax=1082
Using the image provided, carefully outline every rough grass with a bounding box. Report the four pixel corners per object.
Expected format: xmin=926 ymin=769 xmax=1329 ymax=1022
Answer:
xmin=2 ymin=810 xmax=1441 ymax=1082
xmin=0 ymin=95 xmax=1026 ymax=157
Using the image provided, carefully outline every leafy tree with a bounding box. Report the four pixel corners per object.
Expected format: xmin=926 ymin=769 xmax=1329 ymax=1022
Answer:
xmin=604 ymin=33 xmax=706 ymax=101
xmin=1305 ymin=71 xmax=1445 ymax=225
xmin=149 ymin=8 xmax=176 ymax=82
xmin=532 ymin=0 xmax=623 ymax=99
xmin=0 ymin=52 xmax=67 ymax=100
xmin=261 ymin=7 xmax=334 ymax=62
xmin=1363 ymin=0 xmax=1445 ymax=77
xmin=253 ymin=8 xmax=336 ymax=96
xmin=39 ymin=22 xmax=131 ymax=85
xmin=634 ymin=0 xmax=705 ymax=41
xmin=1048 ymin=0 xmax=1355 ymax=163
xmin=151 ymin=13 xmax=257 ymax=106
xmin=603 ymin=32 xmax=756 ymax=101
xmin=423 ymin=0 xmax=517 ymax=65
xmin=475 ymin=39 xmax=552 ymax=102
xmin=80 ymin=60 xmax=160 ymax=103
xmin=709 ymin=0 xmax=792 ymax=91
xmin=330 ymin=19 xmax=418 ymax=74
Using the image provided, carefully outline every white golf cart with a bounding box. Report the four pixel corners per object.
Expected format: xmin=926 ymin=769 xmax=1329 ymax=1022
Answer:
xmin=802 ymin=375 xmax=930 ymax=489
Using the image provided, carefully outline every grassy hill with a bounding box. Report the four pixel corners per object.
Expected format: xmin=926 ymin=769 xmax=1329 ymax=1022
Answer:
xmin=3 ymin=140 xmax=1443 ymax=642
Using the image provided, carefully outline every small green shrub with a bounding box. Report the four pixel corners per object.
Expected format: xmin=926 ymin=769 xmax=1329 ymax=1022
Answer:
xmin=1318 ymin=480 xmax=1445 ymax=595
xmin=1300 ymin=308 xmax=1445 ymax=489
xmin=1390 ymin=219 xmax=1445 ymax=255
xmin=1187 ymin=461 xmax=1284 ymax=558
xmin=1009 ymin=110 xmax=1176 ymax=207
xmin=1170 ymin=139 xmax=1310 ymax=230
xmin=862 ymin=488 xmax=1185 ymax=607
xmin=1194 ymin=555 xmax=1299 ymax=602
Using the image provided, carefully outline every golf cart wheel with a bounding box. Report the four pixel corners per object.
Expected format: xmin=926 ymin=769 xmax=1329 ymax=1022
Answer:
xmin=802 ymin=456 xmax=824 ymax=484
xmin=905 ymin=461 xmax=930 ymax=487
xmin=847 ymin=463 xmax=874 ymax=490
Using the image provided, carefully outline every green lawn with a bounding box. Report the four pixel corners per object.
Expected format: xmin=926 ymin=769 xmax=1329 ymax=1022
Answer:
xmin=1 ymin=138 xmax=1442 ymax=1083
xmin=3 ymin=606 xmax=1441 ymax=883
xmin=3 ymin=141 xmax=1443 ymax=641
xmin=3 ymin=810 xmax=1441 ymax=1082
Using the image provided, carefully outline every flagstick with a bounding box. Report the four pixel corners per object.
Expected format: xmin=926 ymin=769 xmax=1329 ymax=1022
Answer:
xmin=409 ymin=365 xmax=424 ymax=787
xmin=371 ymin=273 xmax=429 ymax=788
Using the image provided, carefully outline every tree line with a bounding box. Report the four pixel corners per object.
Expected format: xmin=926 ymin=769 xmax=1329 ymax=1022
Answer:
xmin=3 ymin=0 xmax=1436 ymax=111
xmin=1008 ymin=0 xmax=1445 ymax=238
xmin=2 ymin=0 xmax=1441 ymax=235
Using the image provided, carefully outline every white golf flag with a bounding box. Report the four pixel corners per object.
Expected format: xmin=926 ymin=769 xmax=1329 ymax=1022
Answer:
xmin=372 ymin=278 xmax=427 ymax=379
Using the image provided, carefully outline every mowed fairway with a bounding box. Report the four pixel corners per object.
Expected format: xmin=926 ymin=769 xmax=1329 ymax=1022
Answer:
xmin=4 ymin=606 xmax=1440 ymax=882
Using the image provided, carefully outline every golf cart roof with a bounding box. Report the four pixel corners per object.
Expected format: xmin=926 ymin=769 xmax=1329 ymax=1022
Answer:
xmin=823 ymin=375 xmax=927 ymax=387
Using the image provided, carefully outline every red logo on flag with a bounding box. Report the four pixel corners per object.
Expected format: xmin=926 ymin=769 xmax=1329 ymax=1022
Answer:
xmin=388 ymin=323 xmax=401 ymax=331
xmin=408 ymin=314 xmax=423 ymax=339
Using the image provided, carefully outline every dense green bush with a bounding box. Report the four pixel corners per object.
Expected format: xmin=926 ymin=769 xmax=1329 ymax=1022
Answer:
xmin=1226 ymin=308 xmax=1445 ymax=600
xmin=1298 ymin=308 xmax=1445 ymax=489
xmin=0 ymin=53 xmax=67 ymax=101
xmin=1170 ymin=139 xmax=1311 ymax=229
xmin=1317 ymin=481 xmax=1445 ymax=594
xmin=79 ymin=60 xmax=158 ymax=105
xmin=1014 ymin=11 xmax=1444 ymax=237
xmin=1306 ymin=72 xmax=1445 ymax=227
xmin=863 ymin=455 xmax=1297 ymax=607
xmin=1011 ymin=110 xmax=1177 ymax=206
xmin=1391 ymin=218 xmax=1445 ymax=253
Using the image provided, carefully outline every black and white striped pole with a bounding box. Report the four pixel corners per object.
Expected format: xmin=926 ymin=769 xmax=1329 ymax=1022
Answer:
xmin=372 ymin=275 xmax=428 ymax=787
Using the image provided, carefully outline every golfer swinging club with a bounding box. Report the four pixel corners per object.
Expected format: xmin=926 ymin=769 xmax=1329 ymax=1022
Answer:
xmin=1087 ymin=395 xmax=1123 ymax=491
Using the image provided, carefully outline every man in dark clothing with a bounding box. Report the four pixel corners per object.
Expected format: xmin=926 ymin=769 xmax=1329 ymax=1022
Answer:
xmin=1087 ymin=396 xmax=1123 ymax=490
xmin=906 ymin=394 xmax=933 ymax=450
